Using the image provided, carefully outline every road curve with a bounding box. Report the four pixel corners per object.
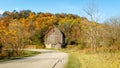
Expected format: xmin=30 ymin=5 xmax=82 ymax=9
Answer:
xmin=0 ymin=49 xmax=68 ymax=68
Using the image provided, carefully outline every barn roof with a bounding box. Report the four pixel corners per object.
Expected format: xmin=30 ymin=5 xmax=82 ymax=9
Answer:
xmin=45 ymin=27 xmax=54 ymax=37
xmin=45 ymin=26 xmax=64 ymax=38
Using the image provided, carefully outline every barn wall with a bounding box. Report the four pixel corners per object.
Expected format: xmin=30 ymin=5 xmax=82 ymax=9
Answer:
xmin=45 ymin=27 xmax=64 ymax=49
xmin=45 ymin=44 xmax=52 ymax=48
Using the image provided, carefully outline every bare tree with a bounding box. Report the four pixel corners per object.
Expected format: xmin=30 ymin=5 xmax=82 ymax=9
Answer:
xmin=83 ymin=3 xmax=101 ymax=52
xmin=104 ymin=17 xmax=120 ymax=46
xmin=84 ymin=4 xmax=100 ymax=22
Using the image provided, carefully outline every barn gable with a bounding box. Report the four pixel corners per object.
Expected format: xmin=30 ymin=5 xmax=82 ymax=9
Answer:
xmin=44 ymin=26 xmax=65 ymax=49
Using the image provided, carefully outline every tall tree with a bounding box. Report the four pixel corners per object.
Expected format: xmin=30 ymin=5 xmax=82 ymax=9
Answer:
xmin=83 ymin=4 xmax=101 ymax=52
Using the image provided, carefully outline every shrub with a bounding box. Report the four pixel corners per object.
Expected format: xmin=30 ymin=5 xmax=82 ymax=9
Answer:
xmin=77 ymin=43 xmax=86 ymax=49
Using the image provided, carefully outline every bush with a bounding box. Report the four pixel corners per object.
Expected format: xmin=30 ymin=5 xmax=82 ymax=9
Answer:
xmin=36 ymin=45 xmax=44 ymax=49
xmin=77 ymin=43 xmax=86 ymax=49
xmin=66 ymin=45 xmax=76 ymax=49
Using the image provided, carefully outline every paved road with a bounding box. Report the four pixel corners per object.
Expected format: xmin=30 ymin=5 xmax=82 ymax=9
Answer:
xmin=0 ymin=49 xmax=68 ymax=68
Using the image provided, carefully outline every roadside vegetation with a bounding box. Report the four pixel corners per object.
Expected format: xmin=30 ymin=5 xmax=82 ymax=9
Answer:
xmin=0 ymin=50 xmax=40 ymax=62
xmin=77 ymin=52 xmax=120 ymax=68
xmin=62 ymin=46 xmax=120 ymax=68
xmin=65 ymin=52 xmax=80 ymax=68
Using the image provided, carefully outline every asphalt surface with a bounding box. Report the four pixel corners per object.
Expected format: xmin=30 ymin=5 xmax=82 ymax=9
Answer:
xmin=0 ymin=49 xmax=68 ymax=68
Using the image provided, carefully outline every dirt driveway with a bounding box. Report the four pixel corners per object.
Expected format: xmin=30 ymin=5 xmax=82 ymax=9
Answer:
xmin=0 ymin=49 xmax=68 ymax=68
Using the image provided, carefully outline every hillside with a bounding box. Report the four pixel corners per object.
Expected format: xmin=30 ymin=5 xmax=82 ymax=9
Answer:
xmin=1 ymin=10 xmax=89 ymax=46
xmin=0 ymin=10 xmax=120 ymax=57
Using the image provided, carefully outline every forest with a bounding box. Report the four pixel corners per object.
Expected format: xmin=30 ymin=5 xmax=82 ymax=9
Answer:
xmin=0 ymin=9 xmax=120 ymax=58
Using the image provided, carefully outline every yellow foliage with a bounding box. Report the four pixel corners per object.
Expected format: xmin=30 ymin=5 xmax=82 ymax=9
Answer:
xmin=28 ymin=12 xmax=35 ymax=19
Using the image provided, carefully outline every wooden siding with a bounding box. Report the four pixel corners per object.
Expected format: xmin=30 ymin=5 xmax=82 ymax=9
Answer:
xmin=44 ymin=27 xmax=64 ymax=48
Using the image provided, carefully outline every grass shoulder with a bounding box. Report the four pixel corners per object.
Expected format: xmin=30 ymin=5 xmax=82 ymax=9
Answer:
xmin=58 ymin=49 xmax=81 ymax=68
xmin=64 ymin=52 xmax=81 ymax=68
xmin=0 ymin=50 xmax=40 ymax=62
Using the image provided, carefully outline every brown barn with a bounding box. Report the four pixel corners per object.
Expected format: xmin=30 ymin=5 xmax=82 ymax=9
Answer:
xmin=44 ymin=26 xmax=65 ymax=49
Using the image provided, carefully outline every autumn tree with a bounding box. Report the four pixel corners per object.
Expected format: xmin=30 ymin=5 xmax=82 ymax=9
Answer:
xmin=83 ymin=4 xmax=101 ymax=52
xmin=4 ymin=19 xmax=32 ymax=56
xmin=1 ymin=10 xmax=99 ymax=50
xmin=104 ymin=17 xmax=120 ymax=46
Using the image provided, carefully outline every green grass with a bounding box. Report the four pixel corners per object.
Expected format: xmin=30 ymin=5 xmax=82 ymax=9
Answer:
xmin=0 ymin=50 xmax=40 ymax=62
xmin=65 ymin=53 xmax=81 ymax=68
xmin=21 ymin=50 xmax=40 ymax=57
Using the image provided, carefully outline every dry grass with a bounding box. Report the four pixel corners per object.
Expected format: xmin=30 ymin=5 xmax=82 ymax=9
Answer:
xmin=62 ymin=47 xmax=120 ymax=68
xmin=76 ymin=51 xmax=120 ymax=68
